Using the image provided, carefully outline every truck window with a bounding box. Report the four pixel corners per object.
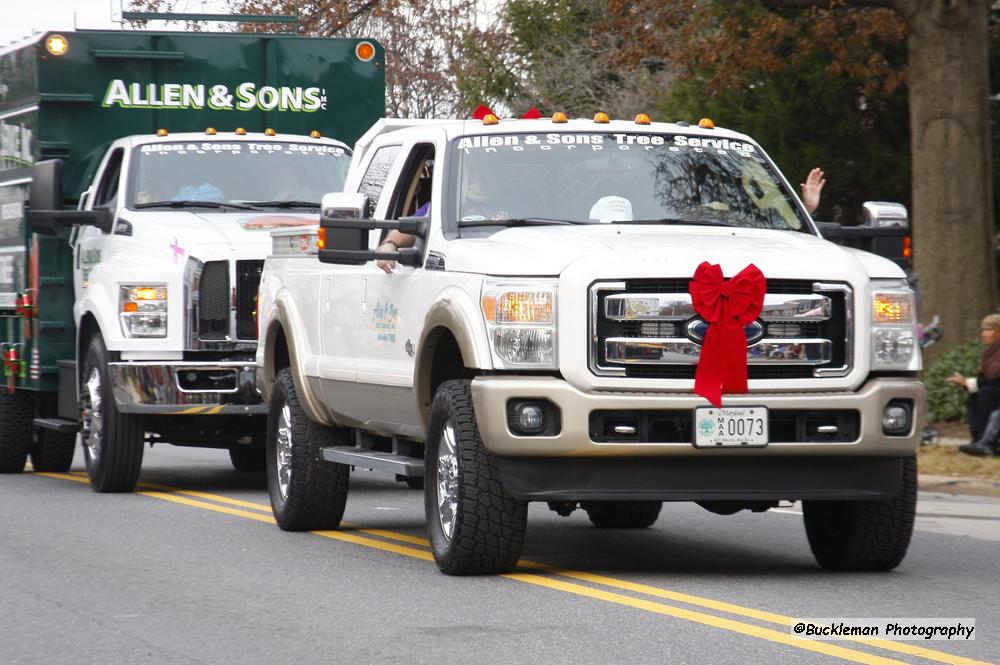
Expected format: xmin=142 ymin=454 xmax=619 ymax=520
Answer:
xmin=358 ymin=145 xmax=401 ymax=218
xmin=94 ymin=148 xmax=124 ymax=208
xmin=450 ymin=132 xmax=808 ymax=231
xmin=389 ymin=145 xmax=434 ymax=219
xmin=128 ymin=142 xmax=351 ymax=208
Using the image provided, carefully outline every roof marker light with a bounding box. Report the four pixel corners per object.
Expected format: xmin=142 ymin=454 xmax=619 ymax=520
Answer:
xmin=552 ymin=112 xmax=568 ymax=124
xmin=698 ymin=117 xmax=715 ymax=129
xmin=205 ymin=127 xmax=217 ymax=135
xmin=482 ymin=114 xmax=500 ymax=126
xmin=310 ymin=130 xmax=322 ymax=138
xmin=156 ymin=128 xmax=168 ymax=137
xmin=356 ymin=41 xmax=376 ymax=62
xmin=635 ymin=113 xmax=651 ymax=125
xmin=46 ymin=35 xmax=68 ymax=56
xmin=235 ymin=127 xmax=247 ymax=135
xmin=264 ymin=128 xmax=277 ymax=136
xmin=594 ymin=112 xmax=610 ymax=124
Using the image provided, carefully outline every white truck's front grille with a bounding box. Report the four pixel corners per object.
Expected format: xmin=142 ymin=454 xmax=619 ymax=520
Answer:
xmin=589 ymin=279 xmax=853 ymax=379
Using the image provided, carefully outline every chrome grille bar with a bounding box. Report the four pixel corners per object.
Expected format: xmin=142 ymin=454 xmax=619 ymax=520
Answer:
xmin=604 ymin=338 xmax=833 ymax=365
xmin=604 ymin=293 xmax=832 ymax=322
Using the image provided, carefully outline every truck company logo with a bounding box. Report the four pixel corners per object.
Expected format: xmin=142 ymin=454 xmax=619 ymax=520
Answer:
xmin=457 ymin=133 xmax=756 ymax=155
xmin=102 ymin=80 xmax=327 ymax=112
xmin=371 ymin=301 xmax=399 ymax=343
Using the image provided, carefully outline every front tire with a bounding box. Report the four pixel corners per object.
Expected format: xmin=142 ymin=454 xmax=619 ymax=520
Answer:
xmin=802 ymin=457 xmax=917 ymax=571
xmin=266 ymin=368 xmax=348 ymax=531
xmin=0 ymin=389 xmax=33 ymax=473
xmin=583 ymin=501 xmax=662 ymax=529
xmin=30 ymin=429 xmax=77 ymax=472
xmin=80 ymin=334 xmax=144 ymax=492
xmin=425 ymin=380 xmax=527 ymax=575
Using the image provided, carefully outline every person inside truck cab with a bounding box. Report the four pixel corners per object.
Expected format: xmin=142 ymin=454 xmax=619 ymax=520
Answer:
xmin=376 ymin=157 xmax=433 ymax=274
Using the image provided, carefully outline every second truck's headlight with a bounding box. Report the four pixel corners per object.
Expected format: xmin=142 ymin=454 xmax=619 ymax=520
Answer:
xmin=481 ymin=279 xmax=557 ymax=369
xmin=871 ymin=280 xmax=918 ymax=370
xmin=120 ymin=285 xmax=168 ymax=338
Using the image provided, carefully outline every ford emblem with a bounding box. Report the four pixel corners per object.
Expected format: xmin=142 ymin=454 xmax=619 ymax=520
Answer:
xmin=685 ymin=318 xmax=765 ymax=346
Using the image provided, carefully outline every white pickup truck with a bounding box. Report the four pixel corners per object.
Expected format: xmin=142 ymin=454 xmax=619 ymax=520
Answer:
xmin=27 ymin=130 xmax=352 ymax=491
xmin=256 ymin=115 xmax=924 ymax=575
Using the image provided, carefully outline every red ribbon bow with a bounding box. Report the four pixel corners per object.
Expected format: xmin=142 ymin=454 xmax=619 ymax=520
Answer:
xmin=688 ymin=262 xmax=766 ymax=407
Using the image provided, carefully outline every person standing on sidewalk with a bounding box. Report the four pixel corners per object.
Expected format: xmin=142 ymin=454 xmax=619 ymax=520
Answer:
xmin=948 ymin=313 xmax=1000 ymax=456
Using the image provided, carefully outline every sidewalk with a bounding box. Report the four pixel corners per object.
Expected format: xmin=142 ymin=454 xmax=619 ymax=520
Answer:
xmin=918 ymin=473 xmax=1000 ymax=499
xmin=918 ymin=433 xmax=1000 ymax=498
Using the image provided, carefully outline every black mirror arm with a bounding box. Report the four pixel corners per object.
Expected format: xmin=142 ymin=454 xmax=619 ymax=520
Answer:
xmin=320 ymin=216 xmax=428 ymax=238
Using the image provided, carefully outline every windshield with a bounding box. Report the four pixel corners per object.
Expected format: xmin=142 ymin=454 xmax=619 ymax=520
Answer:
xmin=128 ymin=141 xmax=351 ymax=209
xmin=450 ymin=132 xmax=808 ymax=231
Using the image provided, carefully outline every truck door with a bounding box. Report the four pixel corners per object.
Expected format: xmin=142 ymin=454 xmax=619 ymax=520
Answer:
xmin=354 ymin=142 xmax=435 ymax=432
xmin=74 ymin=146 xmax=125 ymax=302
xmin=318 ymin=144 xmax=401 ymax=412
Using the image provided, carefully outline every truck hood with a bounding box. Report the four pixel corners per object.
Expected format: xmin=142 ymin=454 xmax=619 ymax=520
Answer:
xmin=446 ymin=225 xmax=906 ymax=281
xmin=120 ymin=209 xmax=318 ymax=260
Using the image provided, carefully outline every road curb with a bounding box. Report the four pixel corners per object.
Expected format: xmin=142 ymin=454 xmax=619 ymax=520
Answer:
xmin=918 ymin=474 xmax=1000 ymax=499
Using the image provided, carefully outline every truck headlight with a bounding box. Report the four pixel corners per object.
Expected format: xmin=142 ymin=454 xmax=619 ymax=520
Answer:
xmin=870 ymin=280 xmax=918 ymax=370
xmin=481 ymin=279 xmax=557 ymax=369
xmin=120 ymin=285 xmax=168 ymax=338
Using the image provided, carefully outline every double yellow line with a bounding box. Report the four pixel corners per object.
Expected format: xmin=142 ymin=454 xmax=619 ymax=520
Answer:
xmin=35 ymin=471 xmax=991 ymax=665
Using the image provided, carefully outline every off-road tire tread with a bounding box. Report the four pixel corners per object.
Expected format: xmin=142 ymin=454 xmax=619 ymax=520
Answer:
xmin=803 ymin=457 xmax=916 ymax=571
xmin=0 ymin=390 xmax=33 ymax=473
xmin=30 ymin=429 xmax=77 ymax=473
xmin=268 ymin=368 xmax=348 ymax=531
xmin=583 ymin=500 xmax=662 ymax=529
xmin=229 ymin=446 xmax=266 ymax=472
xmin=83 ymin=335 xmax=144 ymax=493
xmin=426 ymin=380 xmax=527 ymax=575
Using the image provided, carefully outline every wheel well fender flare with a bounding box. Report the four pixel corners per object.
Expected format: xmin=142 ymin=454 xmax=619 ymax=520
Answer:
xmin=415 ymin=298 xmax=490 ymax=428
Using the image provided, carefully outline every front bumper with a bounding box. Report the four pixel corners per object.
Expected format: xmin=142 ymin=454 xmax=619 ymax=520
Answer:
xmin=470 ymin=376 xmax=924 ymax=457
xmin=108 ymin=361 xmax=266 ymax=415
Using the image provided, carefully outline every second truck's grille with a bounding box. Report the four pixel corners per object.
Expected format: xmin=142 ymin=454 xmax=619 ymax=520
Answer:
xmin=199 ymin=261 xmax=229 ymax=340
xmin=236 ymin=260 xmax=263 ymax=340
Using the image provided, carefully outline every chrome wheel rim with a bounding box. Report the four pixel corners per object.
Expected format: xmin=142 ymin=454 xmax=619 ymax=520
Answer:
xmin=275 ymin=404 xmax=293 ymax=500
xmin=81 ymin=367 xmax=103 ymax=465
xmin=436 ymin=420 xmax=460 ymax=541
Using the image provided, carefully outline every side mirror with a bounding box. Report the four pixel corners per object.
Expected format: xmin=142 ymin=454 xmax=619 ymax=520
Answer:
xmin=862 ymin=201 xmax=908 ymax=229
xmin=27 ymin=160 xmax=114 ymax=235
xmin=318 ymin=191 xmax=429 ymax=266
xmin=319 ymin=192 xmax=369 ymax=261
xmin=29 ymin=159 xmax=63 ymax=211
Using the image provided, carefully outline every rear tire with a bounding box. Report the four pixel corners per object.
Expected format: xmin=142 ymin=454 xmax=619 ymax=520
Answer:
xmin=583 ymin=501 xmax=662 ymax=529
xmin=30 ymin=429 xmax=77 ymax=473
xmin=229 ymin=446 xmax=265 ymax=472
xmin=803 ymin=457 xmax=917 ymax=571
xmin=0 ymin=389 xmax=33 ymax=473
xmin=266 ymin=368 xmax=349 ymax=531
xmin=425 ymin=380 xmax=527 ymax=575
xmin=80 ymin=334 xmax=144 ymax=493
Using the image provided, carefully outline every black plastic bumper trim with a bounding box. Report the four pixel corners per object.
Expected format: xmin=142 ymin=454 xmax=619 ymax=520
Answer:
xmin=497 ymin=456 xmax=908 ymax=502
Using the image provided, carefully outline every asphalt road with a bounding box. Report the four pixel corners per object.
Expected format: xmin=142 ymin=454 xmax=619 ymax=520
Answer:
xmin=1 ymin=445 xmax=997 ymax=665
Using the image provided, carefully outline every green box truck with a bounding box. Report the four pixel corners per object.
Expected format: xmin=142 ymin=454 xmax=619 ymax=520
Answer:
xmin=0 ymin=30 xmax=384 ymax=491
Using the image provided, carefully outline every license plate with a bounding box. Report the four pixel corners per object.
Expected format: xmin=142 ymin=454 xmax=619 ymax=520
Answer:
xmin=693 ymin=406 xmax=768 ymax=448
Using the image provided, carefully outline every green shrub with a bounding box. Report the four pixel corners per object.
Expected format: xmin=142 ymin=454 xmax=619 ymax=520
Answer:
xmin=925 ymin=340 xmax=983 ymax=422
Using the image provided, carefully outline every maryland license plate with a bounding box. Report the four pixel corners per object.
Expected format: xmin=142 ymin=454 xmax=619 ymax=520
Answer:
xmin=693 ymin=406 xmax=768 ymax=448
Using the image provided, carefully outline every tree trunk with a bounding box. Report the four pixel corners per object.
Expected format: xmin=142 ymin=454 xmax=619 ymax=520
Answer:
xmin=902 ymin=0 xmax=994 ymax=360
